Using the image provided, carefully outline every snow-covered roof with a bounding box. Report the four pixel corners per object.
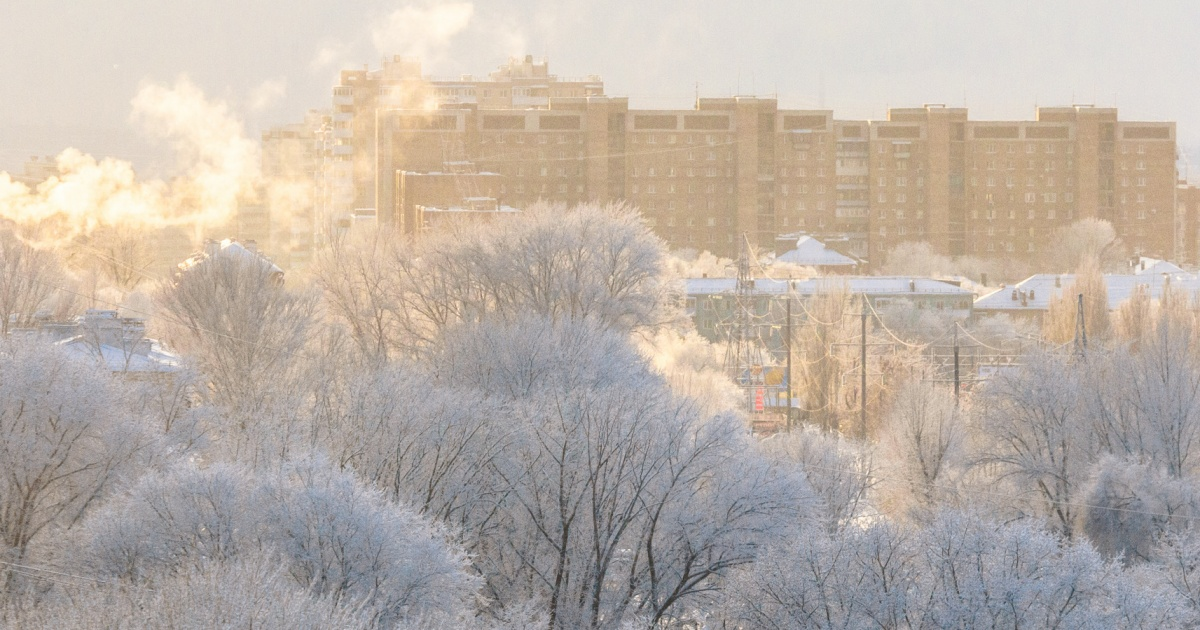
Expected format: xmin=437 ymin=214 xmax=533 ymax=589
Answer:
xmin=774 ymin=235 xmax=858 ymax=267
xmin=177 ymin=239 xmax=284 ymax=278
xmin=57 ymin=337 xmax=182 ymax=374
xmin=975 ymin=272 xmax=1200 ymax=313
xmin=1131 ymin=256 xmax=1185 ymax=276
xmin=685 ymin=276 xmax=973 ymax=297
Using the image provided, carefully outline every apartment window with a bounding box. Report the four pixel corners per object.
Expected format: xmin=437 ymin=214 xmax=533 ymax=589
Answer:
xmin=879 ymin=226 xmax=887 ymax=236
xmin=1028 ymin=208 xmax=1035 ymax=219
xmin=647 ymin=184 xmax=656 ymax=194
xmin=1026 ymin=143 xmax=1036 ymax=154
xmin=667 ymin=217 xmax=676 ymax=227
xmin=1064 ymin=192 xmax=1074 ymax=202
xmin=898 ymin=226 xmax=907 ymax=236
xmin=1137 ymin=177 xmax=1147 ymax=187
xmin=1025 ymin=192 xmax=1037 ymax=203
xmin=878 ymin=176 xmax=887 ymax=187
xmin=1043 ymin=192 xmax=1057 ymax=203
xmin=895 ymin=176 xmax=907 ymax=187
xmin=878 ymin=192 xmax=888 ymax=203
xmin=987 ymin=143 xmax=997 ymax=154
xmin=1136 ymin=160 xmax=1146 ymax=171
xmin=686 ymin=217 xmax=695 ymax=227
xmin=987 ymin=176 xmax=995 ymax=187
xmin=1137 ymin=193 xmax=1146 ymax=203
xmin=1137 ymin=144 xmax=1146 ymax=154
xmin=646 ymin=135 xmax=657 ymax=144
xmin=706 ymin=217 xmax=716 ymax=227
xmin=668 ymin=134 xmax=676 ymax=144
xmin=895 ymin=193 xmax=907 ymax=203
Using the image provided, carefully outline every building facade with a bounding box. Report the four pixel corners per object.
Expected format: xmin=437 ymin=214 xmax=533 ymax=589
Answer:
xmin=308 ymin=58 xmax=1181 ymax=266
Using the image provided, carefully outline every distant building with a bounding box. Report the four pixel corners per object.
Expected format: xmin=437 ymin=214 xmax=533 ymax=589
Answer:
xmin=686 ymin=276 xmax=974 ymax=348
xmin=176 ymin=238 xmax=285 ymax=285
xmin=328 ymin=55 xmax=604 ymax=224
xmin=417 ymin=199 xmax=520 ymax=232
xmin=272 ymin=57 xmax=1179 ymax=265
xmin=11 ymin=309 xmax=181 ymax=376
xmin=974 ymin=270 xmax=1200 ymax=322
xmin=772 ymin=234 xmax=860 ymax=273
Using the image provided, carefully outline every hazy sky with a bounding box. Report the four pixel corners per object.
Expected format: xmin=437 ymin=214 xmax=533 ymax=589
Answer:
xmin=3 ymin=0 xmax=1198 ymax=178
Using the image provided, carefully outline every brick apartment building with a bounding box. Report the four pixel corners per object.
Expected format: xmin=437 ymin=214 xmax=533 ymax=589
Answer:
xmin=293 ymin=57 xmax=1181 ymax=268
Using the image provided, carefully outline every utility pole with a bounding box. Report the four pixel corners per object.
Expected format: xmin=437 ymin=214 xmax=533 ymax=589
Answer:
xmin=860 ymin=294 xmax=868 ymax=439
xmin=785 ymin=296 xmax=793 ymax=430
xmin=1075 ymin=292 xmax=1087 ymax=354
xmin=953 ymin=326 xmax=960 ymax=403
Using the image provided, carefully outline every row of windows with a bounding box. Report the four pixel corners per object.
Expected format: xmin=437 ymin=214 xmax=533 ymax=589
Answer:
xmin=632 ymin=134 xmax=731 ymax=145
xmin=480 ymin=134 xmax=583 ymax=145
xmin=984 ymin=143 xmax=1072 ymax=155
xmin=645 ymin=216 xmax=735 ymax=227
xmin=976 ymin=159 xmax=1072 ymax=171
xmin=973 ymin=175 xmax=1075 ymax=187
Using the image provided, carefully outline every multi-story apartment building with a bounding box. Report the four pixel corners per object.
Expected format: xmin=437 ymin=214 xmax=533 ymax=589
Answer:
xmin=328 ymin=55 xmax=603 ymax=224
xmin=868 ymin=106 xmax=1176 ymax=265
xmin=305 ymin=57 xmax=1181 ymax=265
xmin=1180 ymin=183 xmax=1200 ymax=264
xmin=373 ymin=92 xmax=1177 ymax=263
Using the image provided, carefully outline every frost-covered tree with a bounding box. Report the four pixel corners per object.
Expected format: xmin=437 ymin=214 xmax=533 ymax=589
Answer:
xmin=722 ymin=510 xmax=1192 ymax=629
xmin=0 ymin=340 xmax=148 ymax=593
xmin=0 ymin=230 xmax=67 ymax=334
xmin=71 ymin=459 xmax=478 ymax=626
xmin=761 ymin=426 xmax=875 ymax=533
xmin=329 ymin=203 xmax=680 ymax=358
xmin=156 ymin=245 xmax=318 ymax=412
xmin=3 ymin=551 xmax=371 ymax=630
xmin=877 ymin=381 xmax=965 ymax=520
xmin=973 ymin=351 xmax=1096 ymax=537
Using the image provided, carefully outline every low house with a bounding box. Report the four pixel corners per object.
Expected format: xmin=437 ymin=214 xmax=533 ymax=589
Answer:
xmin=974 ymin=271 xmax=1200 ymax=323
xmin=686 ymin=276 xmax=974 ymax=348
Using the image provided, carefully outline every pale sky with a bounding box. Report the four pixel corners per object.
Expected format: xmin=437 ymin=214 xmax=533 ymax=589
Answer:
xmin=3 ymin=0 xmax=1198 ymax=179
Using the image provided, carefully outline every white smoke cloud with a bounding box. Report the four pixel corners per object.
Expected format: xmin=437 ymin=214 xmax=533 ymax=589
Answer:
xmin=248 ymin=78 xmax=288 ymax=113
xmin=0 ymin=76 xmax=260 ymax=248
xmin=371 ymin=2 xmax=474 ymax=61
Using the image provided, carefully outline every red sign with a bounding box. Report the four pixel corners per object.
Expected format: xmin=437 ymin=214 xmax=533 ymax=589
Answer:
xmin=754 ymin=388 xmax=764 ymax=412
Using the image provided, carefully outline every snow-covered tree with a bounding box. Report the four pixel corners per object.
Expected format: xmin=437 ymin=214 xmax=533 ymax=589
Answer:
xmin=973 ymin=351 xmax=1096 ymax=537
xmin=722 ymin=510 xmax=1192 ymax=629
xmin=71 ymin=459 xmax=479 ymax=626
xmin=0 ymin=230 xmax=68 ymax=334
xmin=155 ymin=245 xmax=318 ymax=412
xmin=0 ymin=340 xmax=149 ymax=593
xmin=877 ymin=380 xmax=966 ymax=520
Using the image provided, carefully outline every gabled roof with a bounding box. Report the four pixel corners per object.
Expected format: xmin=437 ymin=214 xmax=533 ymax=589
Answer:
xmin=975 ymin=272 xmax=1200 ymax=313
xmin=685 ymin=276 xmax=973 ymax=298
xmin=774 ymin=235 xmax=858 ymax=267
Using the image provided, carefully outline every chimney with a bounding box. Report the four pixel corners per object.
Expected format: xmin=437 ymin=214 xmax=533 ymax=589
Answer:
xmin=980 ymin=272 xmax=988 ymax=287
xmin=909 ymin=279 xmax=916 ymax=292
